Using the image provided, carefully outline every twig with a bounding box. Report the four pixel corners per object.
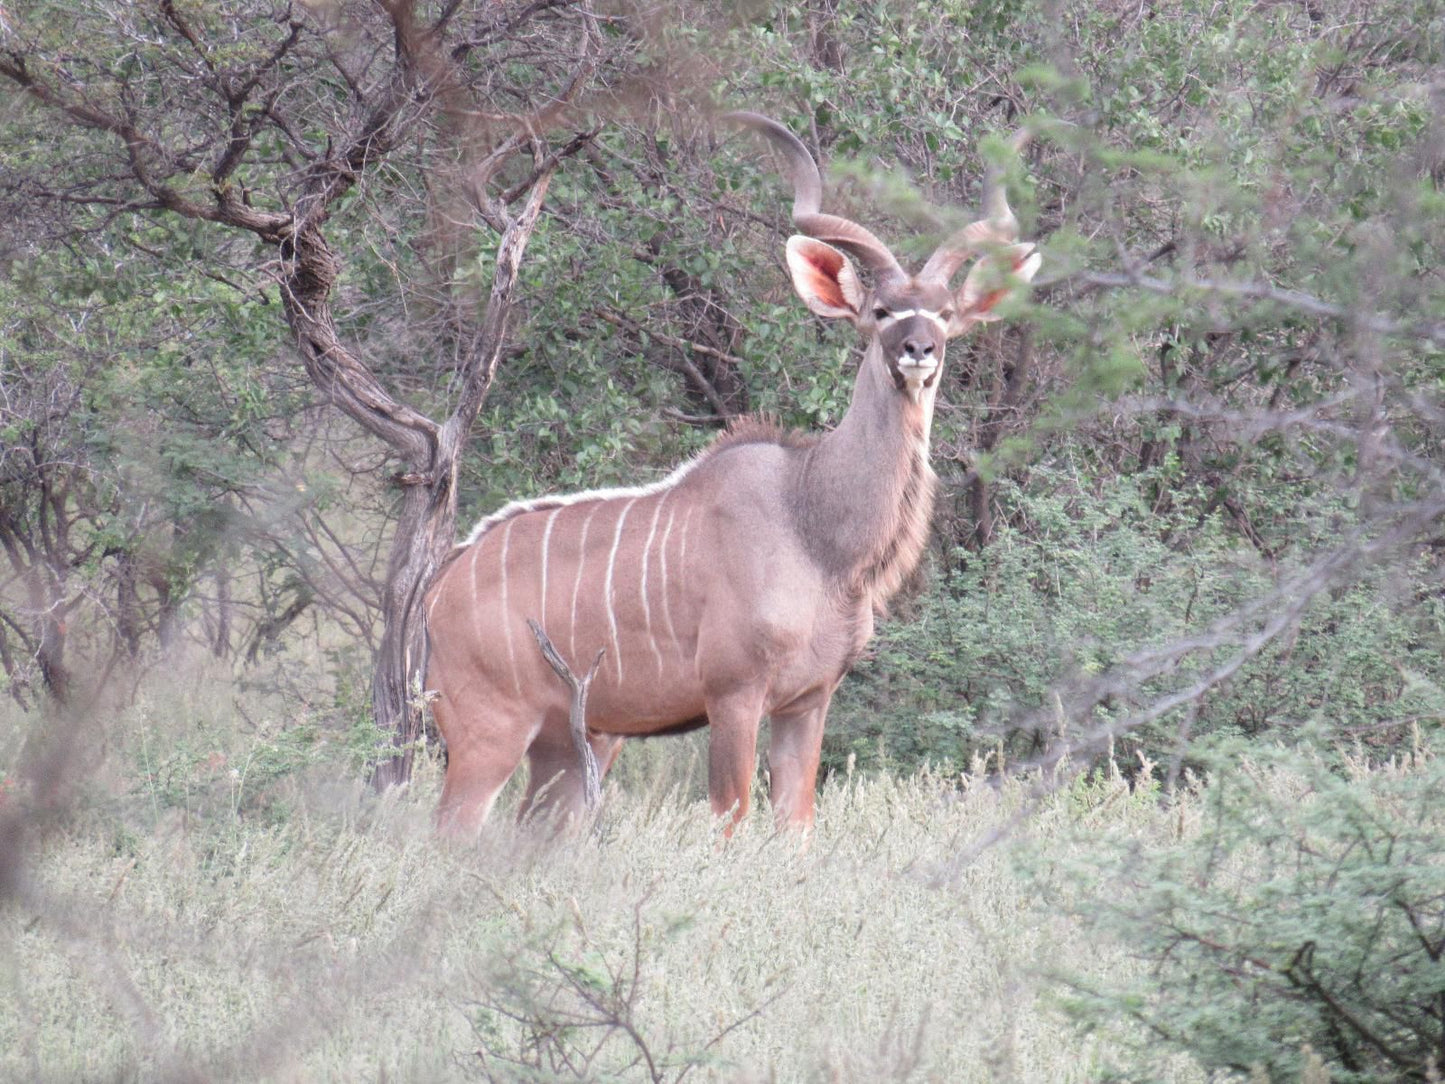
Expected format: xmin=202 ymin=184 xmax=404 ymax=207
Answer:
xmin=661 ymin=406 xmax=736 ymax=427
xmin=596 ymin=308 xmax=737 ymax=419
xmin=1071 ymin=269 xmax=1445 ymax=347
xmin=597 ymin=307 xmax=749 ymax=370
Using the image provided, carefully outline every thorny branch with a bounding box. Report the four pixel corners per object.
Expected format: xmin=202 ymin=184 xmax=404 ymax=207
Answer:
xmin=468 ymin=893 xmax=788 ymax=1082
xmin=596 ymin=307 xmax=738 ymax=420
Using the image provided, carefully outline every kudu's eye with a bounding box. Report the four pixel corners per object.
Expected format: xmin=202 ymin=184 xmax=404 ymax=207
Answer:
xmin=939 ymin=309 xmax=955 ymax=322
xmin=872 ymin=306 xmax=889 ymax=321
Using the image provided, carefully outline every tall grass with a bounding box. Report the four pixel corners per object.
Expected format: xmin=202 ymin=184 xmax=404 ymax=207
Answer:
xmin=0 ymin=663 xmax=1213 ymax=1082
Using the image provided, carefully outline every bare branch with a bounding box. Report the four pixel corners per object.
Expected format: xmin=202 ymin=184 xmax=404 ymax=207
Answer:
xmin=527 ymin=619 xmax=604 ymax=815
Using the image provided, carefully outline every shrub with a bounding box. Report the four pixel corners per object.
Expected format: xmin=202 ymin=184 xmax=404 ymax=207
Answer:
xmin=827 ymin=464 xmax=1445 ymax=777
xmin=1051 ymin=736 xmax=1445 ymax=1082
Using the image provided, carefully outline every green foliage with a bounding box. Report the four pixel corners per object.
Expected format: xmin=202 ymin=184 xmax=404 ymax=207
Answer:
xmin=830 ymin=463 xmax=1445 ymax=775
xmin=1052 ymin=738 xmax=1445 ymax=1082
xmin=102 ymin=647 xmax=390 ymax=833
xmin=0 ymin=215 xmax=346 ymax=699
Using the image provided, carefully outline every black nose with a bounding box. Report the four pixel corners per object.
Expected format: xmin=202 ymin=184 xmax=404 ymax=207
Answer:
xmin=903 ymin=338 xmax=935 ymax=360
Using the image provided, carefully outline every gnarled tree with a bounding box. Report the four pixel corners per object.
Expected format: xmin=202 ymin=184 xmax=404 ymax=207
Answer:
xmin=0 ymin=0 xmax=622 ymax=782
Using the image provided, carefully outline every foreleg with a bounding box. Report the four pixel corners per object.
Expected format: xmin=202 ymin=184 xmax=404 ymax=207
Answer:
xmin=767 ymin=696 xmax=831 ymax=831
xmin=705 ymin=688 xmax=767 ymax=830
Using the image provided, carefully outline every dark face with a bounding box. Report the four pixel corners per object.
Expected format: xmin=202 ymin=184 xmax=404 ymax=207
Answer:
xmin=867 ymin=279 xmax=958 ymax=401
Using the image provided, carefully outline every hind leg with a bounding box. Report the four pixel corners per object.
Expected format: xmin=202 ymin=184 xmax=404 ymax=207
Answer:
xmin=433 ymin=694 xmax=535 ymax=837
xmin=592 ymin=733 xmax=624 ymax=777
xmin=522 ymin=730 xmax=625 ymax=826
xmin=521 ymin=738 xmax=588 ymax=827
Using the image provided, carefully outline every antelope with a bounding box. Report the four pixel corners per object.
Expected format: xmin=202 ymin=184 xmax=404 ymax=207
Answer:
xmin=423 ymin=112 xmax=1042 ymax=834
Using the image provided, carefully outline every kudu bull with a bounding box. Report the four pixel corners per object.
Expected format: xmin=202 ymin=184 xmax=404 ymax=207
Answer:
xmin=424 ymin=113 xmax=1042 ymax=833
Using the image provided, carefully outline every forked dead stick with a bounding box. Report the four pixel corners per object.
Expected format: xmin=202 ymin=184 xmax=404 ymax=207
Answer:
xmin=526 ymin=619 xmax=604 ymax=812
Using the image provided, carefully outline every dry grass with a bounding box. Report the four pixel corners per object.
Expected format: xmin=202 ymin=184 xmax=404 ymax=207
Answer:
xmin=0 ymin=670 xmax=1205 ymax=1083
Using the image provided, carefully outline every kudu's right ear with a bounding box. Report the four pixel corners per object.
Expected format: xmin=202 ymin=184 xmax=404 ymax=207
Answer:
xmin=786 ymin=236 xmax=864 ymax=321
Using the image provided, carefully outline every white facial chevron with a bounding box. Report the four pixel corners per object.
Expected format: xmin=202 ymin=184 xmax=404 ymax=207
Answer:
xmin=877 ymin=307 xmax=949 ymax=329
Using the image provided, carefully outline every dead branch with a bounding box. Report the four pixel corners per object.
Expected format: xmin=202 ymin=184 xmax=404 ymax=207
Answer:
xmin=527 ymin=619 xmax=604 ymax=813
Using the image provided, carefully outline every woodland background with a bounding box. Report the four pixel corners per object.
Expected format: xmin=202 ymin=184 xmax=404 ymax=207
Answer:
xmin=2 ymin=1 xmax=1444 ymax=1080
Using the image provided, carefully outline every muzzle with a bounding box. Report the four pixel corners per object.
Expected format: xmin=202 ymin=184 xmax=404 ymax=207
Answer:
xmin=887 ymin=316 xmax=944 ymax=401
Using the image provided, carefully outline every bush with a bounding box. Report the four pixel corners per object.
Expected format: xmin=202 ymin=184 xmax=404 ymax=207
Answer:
xmin=1051 ymin=736 xmax=1445 ymax=1082
xmin=827 ymin=463 xmax=1445 ymax=777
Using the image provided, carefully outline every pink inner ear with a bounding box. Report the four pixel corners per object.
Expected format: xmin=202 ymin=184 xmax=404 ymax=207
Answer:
xmin=797 ymin=246 xmax=849 ymax=311
xmin=967 ymin=286 xmax=1008 ymax=317
xmin=960 ymin=248 xmax=1038 ymax=319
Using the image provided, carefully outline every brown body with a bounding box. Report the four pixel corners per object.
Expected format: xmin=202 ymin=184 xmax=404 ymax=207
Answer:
xmin=424 ymin=113 xmax=1041 ymax=833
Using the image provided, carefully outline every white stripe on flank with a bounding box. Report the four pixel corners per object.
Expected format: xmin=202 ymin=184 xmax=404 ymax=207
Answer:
xmin=540 ymin=505 xmax=561 ymax=632
xmin=639 ymin=492 xmax=666 ymax=678
xmin=678 ymin=506 xmax=692 ymax=578
xmin=570 ymin=503 xmax=600 ymax=667
xmin=658 ymin=506 xmax=681 ymax=662
xmin=679 ymin=511 xmax=696 ymax=670
xmin=428 ymin=551 xmax=453 ymax=626
xmin=603 ymin=498 xmax=636 ymax=685
xmin=469 ymin=537 xmax=484 ymax=644
xmin=499 ymin=516 xmax=521 ymax=697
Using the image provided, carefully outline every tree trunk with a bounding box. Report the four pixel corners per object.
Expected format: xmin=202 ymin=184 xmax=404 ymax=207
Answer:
xmin=26 ymin=561 xmax=70 ymax=707
xmin=35 ymin=607 xmax=69 ymax=707
xmin=211 ymin=560 xmax=232 ymax=659
xmin=270 ymin=171 xmax=557 ymax=788
xmin=114 ymin=552 xmax=143 ymax=659
xmin=369 ymin=170 xmax=555 ymax=785
xmin=368 ymin=468 xmax=457 ymax=788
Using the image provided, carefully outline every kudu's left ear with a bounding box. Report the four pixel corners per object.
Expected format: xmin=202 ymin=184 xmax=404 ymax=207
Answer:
xmin=786 ymin=236 xmax=864 ymax=321
xmin=950 ymin=243 xmax=1043 ymax=333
